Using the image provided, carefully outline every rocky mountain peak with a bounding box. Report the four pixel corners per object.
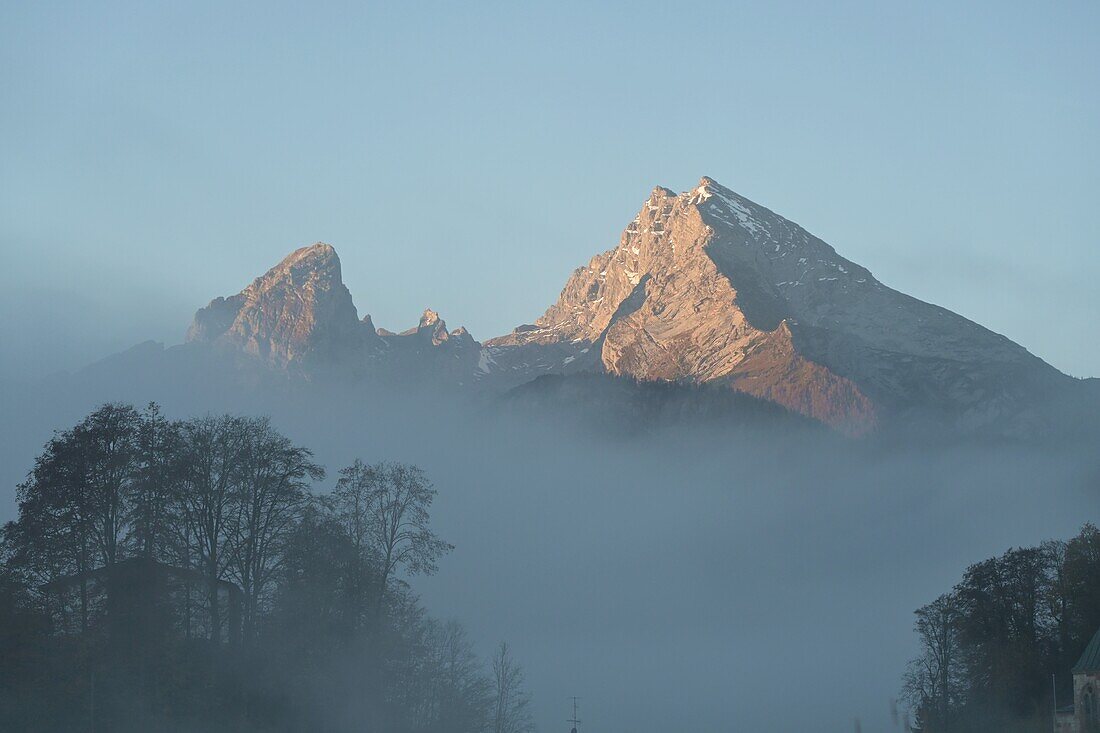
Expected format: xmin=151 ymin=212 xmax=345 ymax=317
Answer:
xmin=446 ymin=326 xmax=477 ymax=349
xmin=418 ymin=309 xmax=449 ymax=345
xmin=186 ymin=242 xmax=375 ymax=369
xmin=395 ymin=308 xmax=452 ymax=345
xmin=255 ymin=242 xmax=344 ymax=292
xmin=483 ymin=177 xmax=1062 ymax=432
xmin=171 ymin=178 xmax=1070 ymax=434
xmin=241 ymin=242 xmax=343 ymax=297
xmin=691 ymin=175 xmax=720 ymax=197
xmin=285 ymin=241 xmax=337 ymax=263
xmin=419 ymin=309 xmax=442 ymax=329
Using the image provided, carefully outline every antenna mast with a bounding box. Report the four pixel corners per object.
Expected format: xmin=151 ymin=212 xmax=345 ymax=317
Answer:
xmin=568 ymin=696 xmax=581 ymax=733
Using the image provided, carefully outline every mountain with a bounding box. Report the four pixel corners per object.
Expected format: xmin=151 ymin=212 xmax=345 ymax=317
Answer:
xmin=484 ymin=177 xmax=1069 ymax=433
xmin=187 ymin=243 xmax=377 ymax=371
xmin=187 ymin=243 xmax=479 ymax=384
xmin=173 ymin=178 xmax=1082 ymax=435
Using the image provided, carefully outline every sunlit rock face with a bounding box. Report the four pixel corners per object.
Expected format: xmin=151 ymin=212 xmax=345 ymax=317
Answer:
xmin=187 ymin=244 xmax=480 ymax=385
xmin=486 ymin=177 xmax=1065 ymax=433
xmin=182 ymin=179 xmax=1073 ymax=434
xmin=186 ymin=243 xmax=377 ymax=371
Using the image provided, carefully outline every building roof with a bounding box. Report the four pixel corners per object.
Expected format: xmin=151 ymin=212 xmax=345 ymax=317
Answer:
xmin=1074 ymin=626 xmax=1100 ymax=673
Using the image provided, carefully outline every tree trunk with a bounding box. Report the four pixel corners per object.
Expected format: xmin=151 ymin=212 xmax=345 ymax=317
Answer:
xmin=80 ymin=576 xmax=89 ymax=635
xmin=208 ymin=558 xmax=221 ymax=643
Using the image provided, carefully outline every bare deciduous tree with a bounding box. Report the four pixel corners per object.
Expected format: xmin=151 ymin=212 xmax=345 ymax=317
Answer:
xmin=491 ymin=641 xmax=535 ymax=733
xmin=128 ymin=403 xmax=180 ymax=562
xmin=226 ymin=418 xmax=323 ymax=643
xmin=332 ymin=459 xmax=380 ymax=622
xmin=902 ymin=593 xmax=963 ymax=732
xmin=12 ymin=403 xmax=143 ymax=632
xmin=175 ymin=415 xmax=249 ymax=642
xmin=406 ymin=619 xmax=492 ymax=731
xmin=74 ymin=403 xmax=143 ymax=570
xmin=333 ymin=461 xmax=452 ymax=618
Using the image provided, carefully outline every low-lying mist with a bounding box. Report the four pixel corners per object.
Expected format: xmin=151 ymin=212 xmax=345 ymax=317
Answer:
xmin=1 ymin=362 xmax=1096 ymax=732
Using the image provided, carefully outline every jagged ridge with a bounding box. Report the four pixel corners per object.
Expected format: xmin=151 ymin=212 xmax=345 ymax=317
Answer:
xmin=187 ymin=243 xmax=478 ymax=381
xmin=182 ymin=179 xmax=1075 ymax=434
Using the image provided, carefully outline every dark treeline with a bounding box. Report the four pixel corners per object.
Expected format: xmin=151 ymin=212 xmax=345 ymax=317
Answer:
xmin=902 ymin=524 xmax=1100 ymax=733
xmin=0 ymin=403 xmax=535 ymax=733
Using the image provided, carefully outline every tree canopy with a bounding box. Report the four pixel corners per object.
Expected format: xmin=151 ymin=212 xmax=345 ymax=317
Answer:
xmin=903 ymin=524 xmax=1100 ymax=732
xmin=0 ymin=403 xmax=533 ymax=733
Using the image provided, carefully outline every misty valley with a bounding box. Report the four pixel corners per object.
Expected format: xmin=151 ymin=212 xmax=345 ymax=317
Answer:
xmin=2 ymin=388 xmax=1097 ymax=732
xmin=1 ymin=193 xmax=1097 ymax=730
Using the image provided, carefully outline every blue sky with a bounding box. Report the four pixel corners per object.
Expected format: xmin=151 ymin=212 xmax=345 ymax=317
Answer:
xmin=1 ymin=1 xmax=1097 ymax=378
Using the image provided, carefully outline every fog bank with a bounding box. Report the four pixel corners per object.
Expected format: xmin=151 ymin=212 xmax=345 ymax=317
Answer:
xmin=1 ymin=367 xmax=1096 ymax=731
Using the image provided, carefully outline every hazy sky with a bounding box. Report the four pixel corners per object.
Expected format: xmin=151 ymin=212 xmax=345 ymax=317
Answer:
xmin=2 ymin=1 xmax=1098 ymax=380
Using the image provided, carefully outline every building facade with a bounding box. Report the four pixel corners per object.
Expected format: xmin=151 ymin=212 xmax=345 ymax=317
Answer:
xmin=1056 ymin=627 xmax=1100 ymax=733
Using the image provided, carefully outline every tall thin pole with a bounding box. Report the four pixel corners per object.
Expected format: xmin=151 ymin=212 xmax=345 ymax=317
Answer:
xmin=1052 ymin=673 xmax=1057 ymax=733
xmin=568 ymin=696 xmax=581 ymax=732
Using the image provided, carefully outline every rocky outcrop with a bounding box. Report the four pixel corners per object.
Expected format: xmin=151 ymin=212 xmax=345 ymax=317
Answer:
xmin=395 ymin=309 xmax=451 ymax=345
xmin=375 ymin=309 xmax=483 ymax=385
